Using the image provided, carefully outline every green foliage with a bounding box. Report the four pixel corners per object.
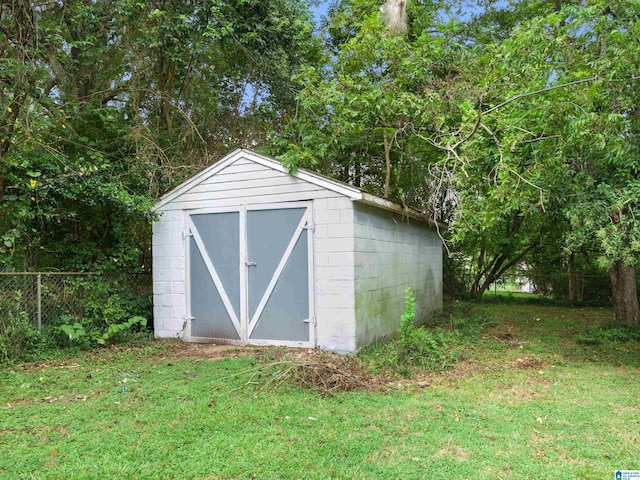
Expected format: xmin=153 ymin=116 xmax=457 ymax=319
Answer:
xmin=361 ymin=288 xmax=476 ymax=375
xmin=398 ymin=287 xmax=417 ymax=349
xmin=575 ymin=324 xmax=640 ymax=346
xmin=2 ymin=303 xmax=640 ymax=479
xmin=1 ymin=0 xmax=320 ymax=273
xmin=51 ymin=276 xmax=150 ymax=347
xmin=56 ymin=315 xmax=147 ymax=347
xmin=0 ymin=292 xmax=39 ymax=363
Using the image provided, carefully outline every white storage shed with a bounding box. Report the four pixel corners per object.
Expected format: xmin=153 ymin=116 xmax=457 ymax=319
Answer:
xmin=152 ymin=149 xmax=442 ymax=353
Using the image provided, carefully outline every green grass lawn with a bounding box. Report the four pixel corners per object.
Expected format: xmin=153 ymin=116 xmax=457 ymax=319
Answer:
xmin=1 ymin=303 xmax=639 ymax=479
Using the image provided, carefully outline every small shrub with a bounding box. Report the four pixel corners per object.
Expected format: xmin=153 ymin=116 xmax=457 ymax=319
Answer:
xmin=48 ymin=275 xmax=150 ymax=348
xmin=396 ymin=288 xmax=461 ymax=370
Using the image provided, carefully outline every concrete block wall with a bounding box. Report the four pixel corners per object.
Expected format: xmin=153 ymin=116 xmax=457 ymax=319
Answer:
xmin=312 ymin=196 xmax=357 ymax=353
xmin=353 ymin=203 xmax=443 ymax=349
xmin=152 ymin=209 xmax=187 ymax=338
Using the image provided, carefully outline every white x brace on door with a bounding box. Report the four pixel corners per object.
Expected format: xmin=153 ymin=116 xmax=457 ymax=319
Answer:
xmin=186 ymin=203 xmax=314 ymax=346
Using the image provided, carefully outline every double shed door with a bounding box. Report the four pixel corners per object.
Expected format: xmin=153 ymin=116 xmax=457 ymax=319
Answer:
xmin=187 ymin=203 xmax=314 ymax=346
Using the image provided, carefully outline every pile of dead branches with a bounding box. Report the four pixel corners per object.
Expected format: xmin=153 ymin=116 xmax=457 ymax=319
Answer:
xmin=228 ymin=350 xmax=390 ymax=396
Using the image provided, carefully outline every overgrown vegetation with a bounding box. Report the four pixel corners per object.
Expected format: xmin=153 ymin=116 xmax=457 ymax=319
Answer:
xmin=0 ymin=292 xmax=38 ymax=364
xmin=575 ymin=324 xmax=640 ymax=346
xmin=2 ymin=302 xmax=639 ymax=479
xmin=360 ymin=289 xmax=491 ymax=376
xmin=51 ymin=276 xmax=151 ymax=348
xmin=0 ymin=275 xmax=151 ymax=364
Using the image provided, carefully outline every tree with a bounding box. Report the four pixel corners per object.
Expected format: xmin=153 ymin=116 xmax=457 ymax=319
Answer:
xmin=1 ymin=0 xmax=320 ymax=271
xmin=275 ymin=0 xmax=640 ymax=323
xmin=492 ymin=1 xmax=640 ymax=323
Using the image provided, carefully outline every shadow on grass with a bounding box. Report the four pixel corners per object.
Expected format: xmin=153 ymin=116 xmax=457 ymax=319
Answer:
xmin=447 ymin=300 xmax=640 ymax=369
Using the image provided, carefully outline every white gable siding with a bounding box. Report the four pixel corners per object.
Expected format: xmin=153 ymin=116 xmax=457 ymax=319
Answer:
xmin=353 ymin=203 xmax=443 ymax=349
xmin=159 ymin=158 xmax=340 ymax=211
xmin=153 ymin=156 xmax=357 ymax=348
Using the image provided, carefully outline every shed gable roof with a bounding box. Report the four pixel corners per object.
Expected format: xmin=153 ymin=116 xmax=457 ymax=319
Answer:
xmin=152 ymin=148 xmax=433 ymax=225
xmin=152 ymin=149 xmax=361 ymax=212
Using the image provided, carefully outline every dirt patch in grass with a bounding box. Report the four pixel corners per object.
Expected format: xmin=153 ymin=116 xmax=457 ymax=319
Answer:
xmin=511 ymin=357 xmax=547 ymax=369
xmin=164 ymin=342 xmax=254 ymax=360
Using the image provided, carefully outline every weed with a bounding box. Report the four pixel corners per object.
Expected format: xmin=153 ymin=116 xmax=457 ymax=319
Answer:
xmin=56 ymin=315 xmax=147 ymax=347
xmin=361 ymin=288 xmax=468 ymax=376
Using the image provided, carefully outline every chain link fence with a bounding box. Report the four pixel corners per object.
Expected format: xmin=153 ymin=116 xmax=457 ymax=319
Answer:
xmin=0 ymin=272 xmax=152 ymax=331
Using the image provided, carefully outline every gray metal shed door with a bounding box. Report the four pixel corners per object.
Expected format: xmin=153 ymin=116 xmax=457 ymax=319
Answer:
xmin=188 ymin=205 xmax=311 ymax=344
xmin=247 ymin=207 xmax=309 ymax=342
xmin=188 ymin=212 xmax=241 ymax=339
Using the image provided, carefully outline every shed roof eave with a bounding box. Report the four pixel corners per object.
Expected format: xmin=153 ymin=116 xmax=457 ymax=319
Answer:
xmin=356 ymin=192 xmax=438 ymax=226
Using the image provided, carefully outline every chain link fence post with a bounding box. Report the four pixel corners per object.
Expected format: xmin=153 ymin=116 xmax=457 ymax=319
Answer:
xmin=37 ymin=273 xmax=42 ymax=332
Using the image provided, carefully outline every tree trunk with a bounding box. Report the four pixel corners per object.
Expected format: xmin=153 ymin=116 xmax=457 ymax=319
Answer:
xmin=383 ymin=131 xmax=391 ymax=198
xmin=609 ymin=262 xmax=639 ymax=326
xmin=568 ymin=252 xmax=576 ymax=301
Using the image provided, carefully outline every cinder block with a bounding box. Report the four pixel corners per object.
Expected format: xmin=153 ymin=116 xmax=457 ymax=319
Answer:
xmin=315 ymin=307 xmax=355 ymax=325
xmin=316 ymin=279 xmax=354 ymax=296
xmin=327 ymin=223 xmax=353 ymax=238
xmin=315 ymin=238 xmax=353 ymax=253
xmin=153 ymin=305 xmax=172 ymax=322
xmin=315 ymin=252 xmax=332 ymax=267
xmin=170 ymin=233 xmax=184 ymax=245
xmin=169 ymin=257 xmax=184 ymax=270
xmin=326 ymin=197 xmax=350 ymax=210
xmin=153 ymin=232 xmax=172 ymax=246
xmin=327 ymin=252 xmax=354 ymax=267
xmin=314 ymin=224 xmax=329 ymax=239
xmin=159 ymin=220 xmax=183 ymax=234
xmin=156 ymin=268 xmax=184 ymax=282
xmin=171 ymin=305 xmax=185 ymax=320
xmin=315 ymin=208 xmax=342 ymax=224
xmin=162 ymin=294 xmax=185 ymax=307
xmin=154 ymin=282 xmax=172 ymax=295
xmin=171 ymin=282 xmax=185 ymax=294
xmin=152 ymin=257 xmax=172 ymax=270
xmin=313 ymin=198 xmax=329 ymax=211
xmin=319 ymin=293 xmax=353 ymax=309
xmin=315 ymin=265 xmax=355 ymax=282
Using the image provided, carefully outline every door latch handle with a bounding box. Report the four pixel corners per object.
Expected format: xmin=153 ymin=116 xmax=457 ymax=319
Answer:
xmin=245 ymin=261 xmax=257 ymax=267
